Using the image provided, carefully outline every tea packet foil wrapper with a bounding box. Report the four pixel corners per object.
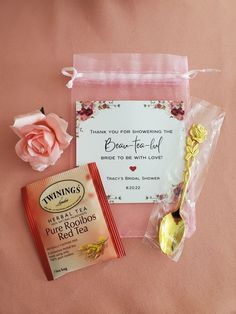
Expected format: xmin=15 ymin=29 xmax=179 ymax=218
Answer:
xmin=22 ymin=163 xmax=125 ymax=280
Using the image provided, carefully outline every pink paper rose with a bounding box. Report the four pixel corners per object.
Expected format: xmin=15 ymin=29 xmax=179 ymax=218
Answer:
xmin=11 ymin=109 xmax=72 ymax=171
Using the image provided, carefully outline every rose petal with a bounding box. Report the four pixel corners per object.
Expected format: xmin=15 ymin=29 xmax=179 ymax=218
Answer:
xmin=47 ymin=141 xmax=63 ymax=164
xmin=30 ymin=163 xmax=48 ymax=172
xmin=18 ymin=124 xmax=51 ymax=137
xmin=28 ymin=142 xmax=63 ymax=171
xmin=79 ymin=114 xmax=89 ymax=121
xmin=27 ymin=141 xmax=49 ymax=157
xmin=43 ymin=130 xmax=55 ymax=148
xmin=31 ymin=139 xmax=45 ymax=154
xmin=36 ymin=138 xmax=51 ymax=155
xmin=11 ymin=110 xmax=46 ymax=138
xmin=45 ymin=113 xmax=72 ymax=149
xmin=27 ymin=132 xmax=55 ymax=157
xmin=15 ymin=138 xmax=30 ymax=162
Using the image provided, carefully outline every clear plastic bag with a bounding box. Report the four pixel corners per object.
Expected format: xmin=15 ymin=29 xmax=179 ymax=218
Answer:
xmin=143 ymin=97 xmax=225 ymax=261
xmin=61 ymin=54 xmax=218 ymax=238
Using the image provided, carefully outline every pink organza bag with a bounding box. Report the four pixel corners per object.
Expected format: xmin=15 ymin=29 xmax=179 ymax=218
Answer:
xmin=61 ymin=53 xmax=215 ymax=237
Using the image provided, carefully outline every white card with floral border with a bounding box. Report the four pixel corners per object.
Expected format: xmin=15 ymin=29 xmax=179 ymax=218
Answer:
xmin=76 ymin=100 xmax=185 ymax=203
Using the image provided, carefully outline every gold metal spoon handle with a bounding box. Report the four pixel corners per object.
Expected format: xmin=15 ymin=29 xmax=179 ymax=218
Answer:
xmin=178 ymin=124 xmax=207 ymax=210
xmin=158 ymin=124 xmax=207 ymax=256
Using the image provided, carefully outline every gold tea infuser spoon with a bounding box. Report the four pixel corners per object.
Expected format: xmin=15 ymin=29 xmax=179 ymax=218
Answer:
xmin=159 ymin=124 xmax=207 ymax=256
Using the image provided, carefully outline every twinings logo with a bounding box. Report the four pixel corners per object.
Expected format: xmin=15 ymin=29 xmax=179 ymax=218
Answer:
xmin=39 ymin=180 xmax=85 ymax=213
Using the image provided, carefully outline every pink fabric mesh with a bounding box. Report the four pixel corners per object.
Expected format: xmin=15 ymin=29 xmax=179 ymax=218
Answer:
xmin=69 ymin=53 xmax=189 ymax=237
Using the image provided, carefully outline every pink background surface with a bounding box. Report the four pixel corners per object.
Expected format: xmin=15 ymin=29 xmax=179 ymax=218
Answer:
xmin=0 ymin=1 xmax=235 ymax=313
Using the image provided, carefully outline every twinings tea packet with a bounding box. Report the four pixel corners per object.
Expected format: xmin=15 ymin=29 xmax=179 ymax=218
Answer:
xmin=22 ymin=163 xmax=125 ymax=280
